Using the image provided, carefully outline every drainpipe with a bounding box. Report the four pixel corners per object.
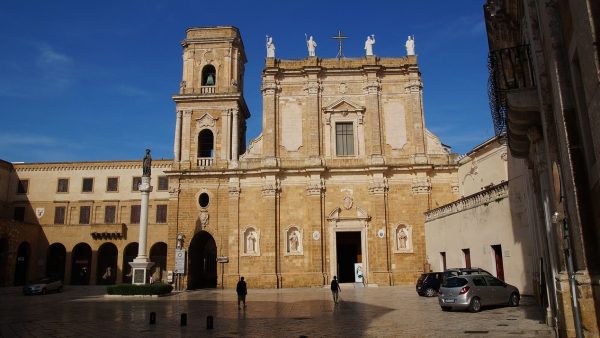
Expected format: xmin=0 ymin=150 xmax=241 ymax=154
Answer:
xmin=561 ymin=217 xmax=583 ymax=338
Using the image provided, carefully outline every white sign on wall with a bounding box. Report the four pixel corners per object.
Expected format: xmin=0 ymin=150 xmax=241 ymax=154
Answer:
xmin=175 ymin=249 xmax=186 ymax=274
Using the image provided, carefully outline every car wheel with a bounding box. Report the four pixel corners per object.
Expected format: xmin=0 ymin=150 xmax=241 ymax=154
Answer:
xmin=468 ymin=297 xmax=481 ymax=313
xmin=41 ymin=288 xmax=47 ymax=295
xmin=441 ymin=306 xmax=451 ymax=312
xmin=425 ymin=288 xmax=436 ymax=297
xmin=509 ymin=292 xmax=519 ymax=307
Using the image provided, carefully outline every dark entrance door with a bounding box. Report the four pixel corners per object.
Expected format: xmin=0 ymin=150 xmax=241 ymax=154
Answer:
xmin=188 ymin=231 xmax=217 ymax=289
xmin=0 ymin=238 xmax=8 ymax=286
xmin=46 ymin=243 xmax=66 ymax=281
xmin=336 ymin=231 xmax=362 ymax=283
xmin=14 ymin=242 xmax=30 ymax=285
xmin=492 ymin=244 xmax=505 ymax=281
xmin=71 ymin=243 xmax=92 ymax=285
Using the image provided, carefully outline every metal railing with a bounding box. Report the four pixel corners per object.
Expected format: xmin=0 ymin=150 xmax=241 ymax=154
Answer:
xmin=488 ymin=45 xmax=535 ymax=135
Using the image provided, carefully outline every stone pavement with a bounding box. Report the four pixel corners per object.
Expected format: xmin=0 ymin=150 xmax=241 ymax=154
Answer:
xmin=0 ymin=284 xmax=555 ymax=337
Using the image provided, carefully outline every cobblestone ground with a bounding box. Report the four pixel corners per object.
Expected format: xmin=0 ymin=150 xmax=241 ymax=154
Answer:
xmin=0 ymin=285 xmax=554 ymax=337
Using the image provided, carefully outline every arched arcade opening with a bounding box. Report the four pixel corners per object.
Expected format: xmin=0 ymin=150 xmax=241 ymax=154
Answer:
xmin=188 ymin=231 xmax=217 ymax=289
xmin=46 ymin=243 xmax=66 ymax=281
xmin=70 ymin=243 xmax=92 ymax=285
xmin=14 ymin=241 xmax=30 ymax=286
xmin=97 ymin=243 xmax=118 ymax=285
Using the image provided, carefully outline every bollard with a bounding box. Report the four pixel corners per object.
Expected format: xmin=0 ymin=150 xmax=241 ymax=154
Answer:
xmin=206 ymin=315 xmax=214 ymax=330
xmin=149 ymin=312 xmax=156 ymax=325
xmin=180 ymin=313 xmax=187 ymax=326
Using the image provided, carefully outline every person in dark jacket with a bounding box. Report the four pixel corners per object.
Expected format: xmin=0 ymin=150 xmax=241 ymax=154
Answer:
xmin=331 ymin=276 xmax=341 ymax=304
xmin=236 ymin=276 xmax=248 ymax=309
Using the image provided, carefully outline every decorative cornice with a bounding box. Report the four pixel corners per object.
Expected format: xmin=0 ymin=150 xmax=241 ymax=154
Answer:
xmin=368 ymin=178 xmax=388 ymax=195
xmin=425 ymin=181 xmax=509 ymax=222
xmin=261 ymin=181 xmax=280 ymax=197
xmin=306 ymin=179 xmax=324 ymax=196
xmin=14 ymin=161 xmax=172 ymax=173
xmin=411 ymin=177 xmax=431 ymax=194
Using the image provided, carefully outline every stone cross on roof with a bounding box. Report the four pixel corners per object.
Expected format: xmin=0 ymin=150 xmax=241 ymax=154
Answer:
xmin=331 ymin=30 xmax=349 ymax=59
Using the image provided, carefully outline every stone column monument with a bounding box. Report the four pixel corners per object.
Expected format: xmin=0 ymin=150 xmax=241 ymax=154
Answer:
xmin=129 ymin=149 xmax=155 ymax=285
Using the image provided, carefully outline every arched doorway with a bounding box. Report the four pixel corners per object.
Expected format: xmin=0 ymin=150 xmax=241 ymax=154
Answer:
xmin=149 ymin=242 xmax=167 ymax=283
xmin=122 ymin=243 xmax=138 ymax=283
xmin=0 ymin=238 xmax=8 ymax=286
xmin=188 ymin=231 xmax=217 ymax=289
xmin=14 ymin=242 xmax=30 ymax=285
xmin=46 ymin=243 xmax=66 ymax=281
xmin=96 ymin=243 xmax=118 ymax=285
xmin=70 ymin=243 xmax=92 ymax=285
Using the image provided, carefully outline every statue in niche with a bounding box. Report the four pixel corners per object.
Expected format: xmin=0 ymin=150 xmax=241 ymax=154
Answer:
xmin=405 ymin=35 xmax=415 ymax=56
xmin=266 ymin=35 xmax=275 ymax=58
xmin=364 ymin=35 xmax=375 ymax=56
xmin=246 ymin=230 xmax=257 ymax=253
xmin=142 ymin=149 xmax=152 ymax=177
xmin=398 ymin=229 xmax=407 ymax=249
xmin=306 ymin=35 xmax=317 ymax=57
xmin=289 ymin=230 xmax=299 ymax=253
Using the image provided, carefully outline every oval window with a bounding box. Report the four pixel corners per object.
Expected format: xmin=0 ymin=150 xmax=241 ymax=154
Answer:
xmin=199 ymin=192 xmax=209 ymax=208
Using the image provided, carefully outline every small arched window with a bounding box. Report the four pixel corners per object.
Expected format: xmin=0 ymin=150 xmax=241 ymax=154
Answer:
xmin=201 ymin=65 xmax=216 ymax=86
xmin=198 ymin=129 xmax=214 ymax=158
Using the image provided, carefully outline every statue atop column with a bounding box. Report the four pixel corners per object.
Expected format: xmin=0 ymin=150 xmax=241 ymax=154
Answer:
xmin=266 ymin=35 xmax=275 ymax=58
xmin=364 ymin=35 xmax=375 ymax=56
xmin=405 ymin=35 xmax=415 ymax=56
xmin=306 ymin=35 xmax=317 ymax=57
xmin=143 ymin=149 xmax=152 ymax=177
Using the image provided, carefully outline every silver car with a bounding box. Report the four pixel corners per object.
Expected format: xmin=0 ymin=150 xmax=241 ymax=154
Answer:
xmin=438 ymin=275 xmax=520 ymax=312
xmin=23 ymin=277 xmax=63 ymax=295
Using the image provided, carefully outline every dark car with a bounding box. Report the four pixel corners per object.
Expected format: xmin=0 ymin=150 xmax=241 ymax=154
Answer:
xmin=438 ymin=274 xmax=520 ymax=312
xmin=23 ymin=277 xmax=63 ymax=295
xmin=416 ymin=272 xmax=444 ymax=297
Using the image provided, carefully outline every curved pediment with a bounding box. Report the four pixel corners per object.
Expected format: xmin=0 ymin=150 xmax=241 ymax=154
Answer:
xmin=327 ymin=206 xmax=370 ymax=221
xmin=322 ymin=97 xmax=365 ymax=114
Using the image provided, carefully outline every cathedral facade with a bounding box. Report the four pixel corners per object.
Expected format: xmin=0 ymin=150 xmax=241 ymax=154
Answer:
xmin=0 ymin=26 xmax=458 ymax=289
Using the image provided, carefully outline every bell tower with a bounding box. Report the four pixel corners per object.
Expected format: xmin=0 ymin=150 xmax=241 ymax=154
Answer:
xmin=172 ymin=26 xmax=249 ymax=170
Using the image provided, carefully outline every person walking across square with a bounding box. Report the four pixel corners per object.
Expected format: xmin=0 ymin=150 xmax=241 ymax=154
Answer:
xmin=331 ymin=276 xmax=341 ymax=304
xmin=236 ymin=276 xmax=247 ymax=309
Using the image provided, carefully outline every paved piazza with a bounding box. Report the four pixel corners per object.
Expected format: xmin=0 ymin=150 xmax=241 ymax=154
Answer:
xmin=0 ymin=285 xmax=554 ymax=337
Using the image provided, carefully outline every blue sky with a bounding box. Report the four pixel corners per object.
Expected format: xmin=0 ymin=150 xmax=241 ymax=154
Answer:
xmin=0 ymin=1 xmax=492 ymax=163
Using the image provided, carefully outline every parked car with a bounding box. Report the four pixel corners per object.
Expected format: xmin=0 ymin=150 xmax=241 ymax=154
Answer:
xmin=438 ymin=275 xmax=520 ymax=312
xmin=443 ymin=268 xmax=493 ymax=281
xmin=416 ymin=272 xmax=444 ymax=297
xmin=23 ymin=277 xmax=63 ymax=295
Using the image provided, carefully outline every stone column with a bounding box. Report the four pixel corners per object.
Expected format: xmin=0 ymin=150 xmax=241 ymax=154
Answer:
xmin=231 ymin=108 xmax=239 ymax=163
xmin=173 ymin=110 xmax=182 ymax=162
xmin=304 ymin=67 xmax=321 ymax=158
xmin=368 ymin=173 xmax=389 ymax=285
xmin=262 ymin=63 xmax=278 ymax=160
xmin=181 ymin=110 xmax=192 ymax=168
xmin=221 ymin=109 xmax=231 ymax=161
xmin=129 ymin=175 xmax=155 ymax=285
xmin=364 ymin=65 xmax=383 ymax=164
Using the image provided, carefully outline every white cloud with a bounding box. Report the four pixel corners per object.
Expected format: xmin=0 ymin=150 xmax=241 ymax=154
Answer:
xmin=0 ymin=133 xmax=58 ymax=146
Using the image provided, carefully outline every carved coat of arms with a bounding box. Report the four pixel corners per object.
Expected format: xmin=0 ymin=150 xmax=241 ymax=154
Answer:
xmin=343 ymin=195 xmax=353 ymax=210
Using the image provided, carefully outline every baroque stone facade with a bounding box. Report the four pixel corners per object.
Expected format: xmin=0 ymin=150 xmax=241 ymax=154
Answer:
xmin=0 ymin=26 xmax=459 ymax=290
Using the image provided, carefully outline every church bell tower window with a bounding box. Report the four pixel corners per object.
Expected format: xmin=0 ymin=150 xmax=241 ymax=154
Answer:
xmin=198 ymin=129 xmax=215 ymax=166
xmin=201 ymin=65 xmax=216 ymax=87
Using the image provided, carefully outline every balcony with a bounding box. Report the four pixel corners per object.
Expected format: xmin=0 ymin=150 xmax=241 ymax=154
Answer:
xmin=200 ymin=86 xmax=215 ymax=94
xmin=90 ymin=223 xmax=126 ymax=240
xmin=488 ymin=45 xmax=540 ymax=158
xmin=197 ymin=157 xmax=214 ymax=167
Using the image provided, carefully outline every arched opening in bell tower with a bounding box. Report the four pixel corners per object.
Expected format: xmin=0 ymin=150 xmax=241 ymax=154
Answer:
xmin=188 ymin=231 xmax=217 ymax=289
xmin=198 ymin=129 xmax=214 ymax=158
xmin=201 ymin=65 xmax=216 ymax=86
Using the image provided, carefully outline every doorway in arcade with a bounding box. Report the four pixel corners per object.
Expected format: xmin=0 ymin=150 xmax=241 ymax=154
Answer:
xmin=336 ymin=231 xmax=362 ymax=283
xmin=188 ymin=231 xmax=217 ymax=289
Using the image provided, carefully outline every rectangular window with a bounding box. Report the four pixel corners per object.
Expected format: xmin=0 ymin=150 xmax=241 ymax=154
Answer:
xmin=463 ymin=248 xmax=471 ymax=269
xmin=130 ymin=205 xmax=141 ymax=224
xmin=106 ymin=177 xmax=119 ymax=192
xmin=79 ymin=206 xmax=91 ymax=224
xmin=54 ymin=206 xmax=66 ymax=224
xmin=57 ymin=178 xmax=69 ymax=193
xmin=157 ymin=176 xmax=169 ymax=191
xmin=82 ymin=178 xmax=94 ymax=192
xmin=335 ymin=122 xmax=354 ymax=156
xmin=104 ymin=206 xmax=116 ymax=224
xmin=156 ymin=204 xmax=167 ymax=223
xmin=132 ymin=177 xmax=142 ymax=192
xmin=17 ymin=179 xmax=29 ymax=194
xmin=14 ymin=207 xmax=25 ymax=221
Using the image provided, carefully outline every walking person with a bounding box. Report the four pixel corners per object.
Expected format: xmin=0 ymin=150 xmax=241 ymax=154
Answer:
xmin=330 ymin=276 xmax=341 ymax=304
xmin=236 ymin=276 xmax=247 ymax=310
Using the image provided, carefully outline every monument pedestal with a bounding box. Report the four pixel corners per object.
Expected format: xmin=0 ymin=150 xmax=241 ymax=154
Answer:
xmin=129 ymin=259 xmax=155 ymax=285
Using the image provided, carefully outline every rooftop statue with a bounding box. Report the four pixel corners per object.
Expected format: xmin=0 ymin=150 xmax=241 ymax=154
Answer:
xmin=365 ymin=35 xmax=375 ymax=56
xmin=406 ymin=35 xmax=415 ymax=56
xmin=306 ymin=35 xmax=317 ymax=57
xmin=266 ymin=35 xmax=275 ymax=58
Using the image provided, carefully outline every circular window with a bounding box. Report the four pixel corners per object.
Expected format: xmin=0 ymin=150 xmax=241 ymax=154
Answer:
xmin=198 ymin=192 xmax=210 ymax=208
